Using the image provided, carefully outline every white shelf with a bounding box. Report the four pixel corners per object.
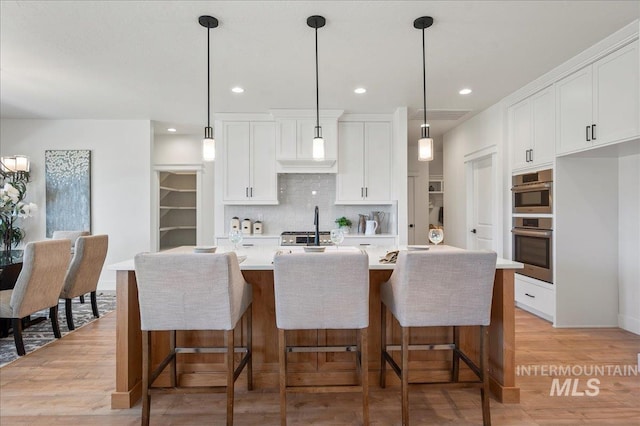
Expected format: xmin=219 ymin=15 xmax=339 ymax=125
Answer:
xmin=160 ymin=186 xmax=196 ymax=193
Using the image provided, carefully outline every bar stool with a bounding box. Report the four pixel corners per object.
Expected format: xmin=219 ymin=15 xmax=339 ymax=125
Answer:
xmin=380 ymin=250 xmax=497 ymax=426
xmin=134 ymin=252 xmax=252 ymax=426
xmin=273 ymin=251 xmax=370 ymax=425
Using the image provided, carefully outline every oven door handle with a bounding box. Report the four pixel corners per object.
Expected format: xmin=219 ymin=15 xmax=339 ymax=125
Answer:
xmin=511 ymin=228 xmax=552 ymax=238
xmin=511 ymin=182 xmax=552 ymax=192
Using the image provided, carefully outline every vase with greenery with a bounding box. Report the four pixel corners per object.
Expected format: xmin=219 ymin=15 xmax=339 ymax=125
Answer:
xmin=334 ymin=216 xmax=352 ymax=233
xmin=0 ymin=178 xmax=37 ymax=253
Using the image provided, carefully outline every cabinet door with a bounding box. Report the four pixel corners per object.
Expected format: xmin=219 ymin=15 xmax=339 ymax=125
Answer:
xmin=276 ymin=119 xmax=297 ymax=159
xmin=336 ymin=122 xmax=365 ymax=202
xmin=364 ymin=122 xmax=392 ymax=201
xmin=250 ymin=122 xmax=278 ymax=202
xmin=509 ymin=98 xmax=532 ymax=170
xmin=556 ymin=65 xmax=593 ymax=155
xmin=531 ymin=86 xmax=555 ymax=166
xmin=223 ymin=122 xmax=251 ymax=202
xmin=593 ymin=40 xmax=639 ymax=146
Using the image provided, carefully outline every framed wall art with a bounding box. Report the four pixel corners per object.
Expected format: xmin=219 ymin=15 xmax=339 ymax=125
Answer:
xmin=45 ymin=150 xmax=91 ymax=237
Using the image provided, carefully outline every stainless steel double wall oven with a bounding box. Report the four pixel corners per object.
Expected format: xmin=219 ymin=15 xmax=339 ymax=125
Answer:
xmin=512 ymin=169 xmax=553 ymax=283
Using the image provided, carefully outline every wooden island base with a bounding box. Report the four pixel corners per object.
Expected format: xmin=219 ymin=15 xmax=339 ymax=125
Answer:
xmin=111 ymin=268 xmax=519 ymax=409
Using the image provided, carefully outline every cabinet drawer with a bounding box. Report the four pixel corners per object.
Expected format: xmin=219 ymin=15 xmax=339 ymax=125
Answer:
xmin=515 ymin=274 xmax=555 ymax=321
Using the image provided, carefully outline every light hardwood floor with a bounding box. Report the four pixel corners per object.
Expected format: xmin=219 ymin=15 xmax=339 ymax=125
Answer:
xmin=1 ymin=309 xmax=639 ymax=425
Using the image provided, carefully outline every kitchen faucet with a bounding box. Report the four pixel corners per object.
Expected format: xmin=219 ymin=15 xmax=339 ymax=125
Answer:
xmin=314 ymin=205 xmax=320 ymax=246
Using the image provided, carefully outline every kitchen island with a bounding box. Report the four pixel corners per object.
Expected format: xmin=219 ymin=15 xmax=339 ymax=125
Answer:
xmin=109 ymin=245 xmax=522 ymax=409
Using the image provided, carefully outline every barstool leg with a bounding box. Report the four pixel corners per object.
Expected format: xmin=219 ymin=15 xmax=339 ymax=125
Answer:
xmin=481 ymin=326 xmax=491 ymax=426
xmin=169 ymin=330 xmax=177 ymax=388
xmin=380 ymin=303 xmax=387 ymax=388
xmin=279 ymin=328 xmax=287 ymax=426
xmin=452 ymin=326 xmax=460 ymax=382
xmin=402 ymin=326 xmax=410 ymax=426
xmin=141 ymin=331 xmax=151 ymax=426
xmin=226 ymin=329 xmax=235 ymax=426
xmin=361 ymin=327 xmax=369 ymax=426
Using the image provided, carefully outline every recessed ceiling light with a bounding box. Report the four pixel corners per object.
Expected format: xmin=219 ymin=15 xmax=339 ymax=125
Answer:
xmin=354 ymin=87 xmax=366 ymax=94
xmin=231 ymin=87 xmax=244 ymax=93
xmin=167 ymin=128 xmax=177 ymax=132
xmin=459 ymin=88 xmax=472 ymax=95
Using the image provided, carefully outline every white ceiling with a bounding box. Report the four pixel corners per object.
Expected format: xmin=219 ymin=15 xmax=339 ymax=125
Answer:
xmin=1 ymin=1 xmax=638 ymax=138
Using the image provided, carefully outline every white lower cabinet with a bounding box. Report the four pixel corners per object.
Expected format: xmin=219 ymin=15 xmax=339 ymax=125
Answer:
xmin=342 ymin=235 xmax=397 ymax=247
xmin=515 ymin=273 xmax=555 ymax=322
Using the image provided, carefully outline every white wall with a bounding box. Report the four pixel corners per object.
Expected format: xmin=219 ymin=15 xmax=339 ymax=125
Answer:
xmin=0 ymin=119 xmax=152 ymax=290
xmin=153 ymin=134 xmax=215 ymax=248
xmin=442 ymin=103 xmax=505 ymax=253
xmin=618 ymin=143 xmax=640 ymax=334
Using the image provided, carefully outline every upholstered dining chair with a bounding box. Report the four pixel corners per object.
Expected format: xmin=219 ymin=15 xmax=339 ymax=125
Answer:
xmin=53 ymin=230 xmax=90 ymax=303
xmin=0 ymin=239 xmax=71 ymax=355
xmin=380 ymin=250 xmax=497 ymax=426
xmin=273 ymin=251 xmax=370 ymax=425
xmin=59 ymin=234 xmax=108 ymax=330
xmin=134 ymin=251 xmax=253 ymax=426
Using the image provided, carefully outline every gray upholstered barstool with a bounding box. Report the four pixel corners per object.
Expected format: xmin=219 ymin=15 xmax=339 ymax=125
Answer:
xmin=60 ymin=234 xmax=108 ymax=330
xmin=134 ymin=251 xmax=253 ymax=426
xmin=273 ymin=250 xmax=370 ymax=426
xmin=380 ymin=250 xmax=497 ymax=426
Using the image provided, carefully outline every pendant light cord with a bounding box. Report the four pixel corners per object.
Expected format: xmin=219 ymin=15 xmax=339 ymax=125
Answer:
xmin=315 ymin=25 xmax=320 ymax=131
xmin=207 ymin=26 xmax=211 ymax=129
xmin=422 ymin=27 xmax=427 ymax=139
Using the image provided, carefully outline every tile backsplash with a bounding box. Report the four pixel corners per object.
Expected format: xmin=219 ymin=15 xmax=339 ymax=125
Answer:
xmin=224 ymin=174 xmax=396 ymax=235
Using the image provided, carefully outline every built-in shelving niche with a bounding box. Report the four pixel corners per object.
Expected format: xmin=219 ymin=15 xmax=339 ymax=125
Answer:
xmin=159 ymin=171 xmax=197 ymax=250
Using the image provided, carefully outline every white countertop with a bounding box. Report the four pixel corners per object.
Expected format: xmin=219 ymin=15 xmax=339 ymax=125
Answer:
xmin=108 ymin=245 xmax=523 ymax=272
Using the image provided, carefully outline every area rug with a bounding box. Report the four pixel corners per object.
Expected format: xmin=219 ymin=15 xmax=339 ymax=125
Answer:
xmin=0 ymin=293 xmax=116 ymax=367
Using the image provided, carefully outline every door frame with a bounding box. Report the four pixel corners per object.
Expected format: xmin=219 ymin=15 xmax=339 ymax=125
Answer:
xmin=464 ymin=145 xmax=502 ymax=255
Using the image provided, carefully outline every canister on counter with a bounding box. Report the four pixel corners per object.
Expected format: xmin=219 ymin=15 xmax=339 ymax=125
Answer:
xmin=230 ymin=217 xmax=240 ymax=231
xmin=253 ymin=221 xmax=263 ymax=234
xmin=242 ymin=218 xmax=252 ymax=235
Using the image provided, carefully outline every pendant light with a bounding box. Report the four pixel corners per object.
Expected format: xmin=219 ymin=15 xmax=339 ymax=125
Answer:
xmin=415 ymin=16 xmax=434 ymax=162
xmin=199 ymin=15 xmax=218 ymax=162
xmin=308 ymin=15 xmax=326 ymax=161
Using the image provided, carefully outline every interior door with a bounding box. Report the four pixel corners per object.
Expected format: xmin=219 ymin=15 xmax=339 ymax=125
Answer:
xmin=407 ymin=177 xmax=415 ymax=245
xmin=469 ymin=155 xmax=494 ymax=250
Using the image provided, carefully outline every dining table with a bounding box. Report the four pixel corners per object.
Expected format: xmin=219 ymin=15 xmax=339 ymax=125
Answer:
xmin=108 ymin=245 xmax=523 ymax=409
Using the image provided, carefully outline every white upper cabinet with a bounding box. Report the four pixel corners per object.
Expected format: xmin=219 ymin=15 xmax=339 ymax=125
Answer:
xmin=222 ymin=121 xmax=278 ymax=204
xmin=272 ymin=110 xmax=343 ymax=173
xmin=509 ymin=85 xmax=555 ymax=171
xmin=336 ymin=121 xmax=392 ymax=204
xmin=556 ymin=40 xmax=639 ymax=155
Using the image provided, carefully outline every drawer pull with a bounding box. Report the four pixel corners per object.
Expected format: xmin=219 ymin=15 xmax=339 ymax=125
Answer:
xmin=524 ymin=293 xmax=536 ymax=298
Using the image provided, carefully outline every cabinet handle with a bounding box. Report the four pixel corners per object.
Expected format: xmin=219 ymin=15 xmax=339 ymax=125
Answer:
xmin=592 ymin=124 xmax=596 ymax=140
xmin=250 ymin=187 xmax=253 ymax=197
xmin=586 ymin=125 xmax=591 ymax=142
xmin=361 ymin=187 xmax=364 ymax=197
xmin=525 ymin=150 xmax=529 ymax=162
xmin=524 ymin=293 xmax=535 ymax=298
xmin=529 ymin=149 xmax=533 ymax=163
xmin=365 ymin=187 xmax=368 ymax=197
xmin=245 ymin=187 xmax=248 ymax=197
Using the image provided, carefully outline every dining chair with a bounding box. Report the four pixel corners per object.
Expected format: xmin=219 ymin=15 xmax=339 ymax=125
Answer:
xmin=0 ymin=239 xmax=71 ymax=355
xmin=59 ymin=234 xmax=108 ymax=330
xmin=380 ymin=250 xmax=497 ymax=426
xmin=134 ymin=251 xmax=253 ymax=426
xmin=53 ymin=230 xmax=90 ymax=303
xmin=273 ymin=251 xmax=370 ymax=425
